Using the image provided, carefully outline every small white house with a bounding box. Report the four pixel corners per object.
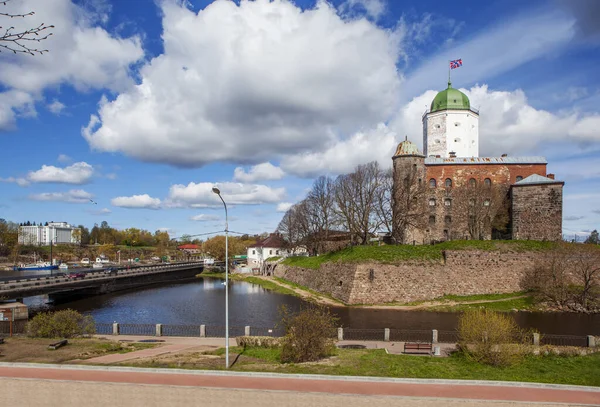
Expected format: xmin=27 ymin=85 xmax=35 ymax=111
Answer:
xmin=247 ymin=233 xmax=289 ymax=268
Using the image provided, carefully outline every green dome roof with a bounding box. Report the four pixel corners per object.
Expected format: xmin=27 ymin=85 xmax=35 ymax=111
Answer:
xmin=430 ymin=82 xmax=470 ymax=112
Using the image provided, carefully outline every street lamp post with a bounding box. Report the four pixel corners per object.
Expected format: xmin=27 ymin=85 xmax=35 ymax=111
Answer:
xmin=212 ymin=186 xmax=229 ymax=369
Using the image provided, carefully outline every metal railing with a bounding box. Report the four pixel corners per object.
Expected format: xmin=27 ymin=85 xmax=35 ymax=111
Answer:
xmin=540 ymin=334 xmax=588 ymax=347
xmin=0 ymin=320 xmax=595 ymax=349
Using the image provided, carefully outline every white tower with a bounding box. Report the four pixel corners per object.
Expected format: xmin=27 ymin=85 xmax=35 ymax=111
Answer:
xmin=423 ymin=82 xmax=479 ymax=158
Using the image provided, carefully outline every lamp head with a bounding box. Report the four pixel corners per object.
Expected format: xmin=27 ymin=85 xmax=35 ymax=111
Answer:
xmin=212 ymin=186 xmax=221 ymax=195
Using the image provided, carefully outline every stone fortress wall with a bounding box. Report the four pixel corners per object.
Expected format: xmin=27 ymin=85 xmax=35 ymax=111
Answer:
xmin=274 ymin=250 xmax=544 ymax=305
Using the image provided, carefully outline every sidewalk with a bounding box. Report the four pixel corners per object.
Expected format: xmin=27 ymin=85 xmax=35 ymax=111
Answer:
xmin=0 ymin=363 xmax=598 ymax=406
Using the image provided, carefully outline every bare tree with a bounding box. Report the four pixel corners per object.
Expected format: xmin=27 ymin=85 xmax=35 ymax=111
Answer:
xmin=452 ymin=181 xmax=509 ymax=240
xmin=391 ymin=164 xmax=427 ymax=244
xmin=573 ymin=246 xmax=600 ymax=308
xmin=306 ymin=176 xmax=337 ymax=252
xmin=374 ymin=168 xmax=393 ymax=234
xmin=1 ymin=0 xmax=54 ymax=55
xmin=333 ymin=161 xmax=382 ymax=245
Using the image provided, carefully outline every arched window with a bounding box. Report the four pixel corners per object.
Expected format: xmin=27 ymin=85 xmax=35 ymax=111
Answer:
xmin=484 ymin=178 xmax=491 ymax=187
xmin=444 ymin=198 xmax=452 ymax=207
xmin=429 ymin=215 xmax=436 ymax=225
xmin=429 ymin=178 xmax=437 ymax=188
xmin=469 ymin=178 xmax=477 ymax=187
xmin=429 ymin=198 xmax=436 ymax=206
xmin=516 ymin=176 xmax=523 ymax=182
xmin=445 ymin=178 xmax=452 ymax=187
xmin=444 ymin=215 xmax=452 ymax=224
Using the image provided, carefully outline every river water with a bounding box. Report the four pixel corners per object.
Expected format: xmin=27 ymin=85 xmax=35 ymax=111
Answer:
xmin=22 ymin=277 xmax=600 ymax=336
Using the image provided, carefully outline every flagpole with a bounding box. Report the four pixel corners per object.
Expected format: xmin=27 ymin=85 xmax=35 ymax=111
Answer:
xmin=448 ymin=60 xmax=451 ymax=87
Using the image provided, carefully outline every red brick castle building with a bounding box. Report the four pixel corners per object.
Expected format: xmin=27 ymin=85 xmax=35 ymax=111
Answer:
xmin=392 ymin=81 xmax=564 ymax=244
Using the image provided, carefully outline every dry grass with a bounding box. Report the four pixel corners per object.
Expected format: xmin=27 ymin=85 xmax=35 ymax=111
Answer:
xmin=0 ymin=337 xmax=156 ymax=363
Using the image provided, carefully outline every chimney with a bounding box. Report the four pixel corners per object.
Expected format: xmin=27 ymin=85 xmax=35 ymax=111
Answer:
xmin=547 ymin=173 xmax=555 ymax=180
xmin=501 ymin=153 xmax=508 ymax=157
xmin=449 ymin=151 xmax=456 ymax=158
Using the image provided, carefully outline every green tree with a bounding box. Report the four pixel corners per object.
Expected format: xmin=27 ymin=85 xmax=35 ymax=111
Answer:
xmin=585 ymin=230 xmax=599 ymax=245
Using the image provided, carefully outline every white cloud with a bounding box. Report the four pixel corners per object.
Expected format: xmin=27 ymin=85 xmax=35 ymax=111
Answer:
xmin=190 ymin=214 xmax=220 ymax=222
xmin=57 ymin=154 xmax=72 ymax=163
xmin=340 ymin=0 xmax=386 ymax=20
xmin=27 ymin=162 xmax=94 ymax=184
xmin=233 ymin=162 xmax=285 ymax=182
xmin=29 ymin=189 xmax=93 ymax=203
xmin=282 ymin=84 xmax=600 ymax=177
xmin=105 ymin=173 xmax=118 ymax=180
xmin=83 ymin=0 xmax=401 ymax=167
xmin=111 ymin=194 xmax=161 ymax=209
xmin=276 ymin=202 xmax=293 ymax=213
xmin=47 ymin=100 xmax=66 ymax=115
xmin=0 ymin=176 xmax=30 ymax=187
xmin=166 ymin=182 xmax=286 ymax=208
xmin=0 ymin=0 xmax=143 ymax=128
xmin=281 ymin=123 xmax=397 ymax=177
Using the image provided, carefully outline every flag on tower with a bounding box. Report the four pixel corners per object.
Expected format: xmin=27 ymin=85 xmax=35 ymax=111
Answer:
xmin=450 ymin=59 xmax=462 ymax=69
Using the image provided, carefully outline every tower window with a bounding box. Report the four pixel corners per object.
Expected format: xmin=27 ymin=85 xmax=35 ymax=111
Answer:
xmin=435 ymin=124 xmax=441 ymax=129
xmin=444 ymin=198 xmax=452 ymax=207
xmin=483 ymin=200 xmax=491 ymax=207
xmin=429 ymin=198 xmax=436 ymax=206
xmin=469 ymin=178 xmax=477 ymax=187
xmin=429 ymin=178 xmax=437 ymax=188
xmin=429 ymin=215 xmax=436 ymax=225
xmin=445 ymin=215 xmax=452 ymax=224
xmin=445 ymin=178 xmax=452 ymax=187
xmin=516 ymin=176 xmax=523 ymax=182
xmin=484 ymin=178 xmax=491 ymax=187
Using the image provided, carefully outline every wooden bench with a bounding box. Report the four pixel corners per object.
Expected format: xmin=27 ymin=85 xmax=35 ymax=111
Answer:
xmin=403 ymin=342 xmax=432 ymax=355
xmin=48 ymin=339 xmax=68 ymax=350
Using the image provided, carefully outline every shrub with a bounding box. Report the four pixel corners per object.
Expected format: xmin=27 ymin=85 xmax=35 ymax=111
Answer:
xmin=236 ymin=336 xmax=280 ymax=348
xmin=279 ymin=305 xmax=338 ymax=363
xmin=27 ymin=309 xmax=95 ymax=338
xmin=457 ymin=309 xmax=528 ymax=366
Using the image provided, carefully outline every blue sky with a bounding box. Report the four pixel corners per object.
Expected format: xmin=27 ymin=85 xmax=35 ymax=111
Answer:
xmin=1 ymin=0 xmax=599 ymax=239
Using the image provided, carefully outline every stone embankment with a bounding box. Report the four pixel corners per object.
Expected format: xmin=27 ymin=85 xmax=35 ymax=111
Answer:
xmin=273 ymin=250 xmax=544 ymax=305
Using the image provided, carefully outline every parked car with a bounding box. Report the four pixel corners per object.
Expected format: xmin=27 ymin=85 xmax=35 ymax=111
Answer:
xmin=68 ymin=272 xmax=85 ymax=279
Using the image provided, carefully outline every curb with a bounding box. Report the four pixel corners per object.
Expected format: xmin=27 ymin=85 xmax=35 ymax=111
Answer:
xmin=1 ymin=362 xmax=599 ymax=393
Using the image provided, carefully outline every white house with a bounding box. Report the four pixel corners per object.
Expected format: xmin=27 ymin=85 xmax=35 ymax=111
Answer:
xmin=247 ymin=233 xmax=289 ymax=268
xmin=18 ymin=222 xmax=81 ymax=246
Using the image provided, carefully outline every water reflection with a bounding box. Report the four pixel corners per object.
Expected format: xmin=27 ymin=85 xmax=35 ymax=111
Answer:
xmin=22 ymin=277 xmax=600 ymax=335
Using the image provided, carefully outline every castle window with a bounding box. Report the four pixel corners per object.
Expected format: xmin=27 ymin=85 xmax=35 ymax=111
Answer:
xmin=429 ymin=198 xmax=436 ymax=206
xmin=418 ymin=178 xmax=422 ymax=185
xmin=484 ymin=178 xmax=491 ymax=187
xmin=454 ymin=122 xmax=460 ymax=127
xmin=469 ymin=178 xmax=477 ymax=187
xmin=429 ymin=215 xmax=436 ymax=225
xmin=469 ymin=198 xmax=476 ymax=206
xmin=404 ymin=177 xmax=409 ymax=188
xmin=516 ymin=175 xmax=523 ymax=182
xmin=269 ymin=250 xmax=273 ymax=255
xmin=483 ymin=200 xmax=490 ymax=207
xmin=445 ymin=178 xmax=452 ymax=187
xmin=454 ymin=138 xmax=461 ymax=143
xmin=429 ymin=178 xmax=437 ymax=188
xmin=445 ymin=215 xmax=452 ymax=224
xmin=444 ymin=198 xmax=452 ymax=207
xmin=435 ymin=124 xmax=441 ymax=129
xmin=252 ymin=250 xmax=256 ymax=255
xmin=435 ymin=139 xmax=441 ymax=144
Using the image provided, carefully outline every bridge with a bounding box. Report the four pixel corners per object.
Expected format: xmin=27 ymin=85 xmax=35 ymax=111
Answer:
xmin=0 ymin=261 xmax=205 ymax=301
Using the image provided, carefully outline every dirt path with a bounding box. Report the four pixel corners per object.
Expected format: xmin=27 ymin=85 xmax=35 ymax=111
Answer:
xmin=250 ymin=275 xmax=527 ymax=310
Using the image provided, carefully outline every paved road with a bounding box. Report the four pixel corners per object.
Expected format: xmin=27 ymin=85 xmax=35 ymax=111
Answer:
xmin=0 ymin=364 xmax=598 ymax=406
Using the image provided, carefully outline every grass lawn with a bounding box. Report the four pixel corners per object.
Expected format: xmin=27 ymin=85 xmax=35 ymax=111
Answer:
xmin=125 ymin=345 xmax=600 ymax=387
xmin=283 ymin=240 xmax=559 ymax=270
xmin=0 ymin=337 xmax=156 ymax=363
